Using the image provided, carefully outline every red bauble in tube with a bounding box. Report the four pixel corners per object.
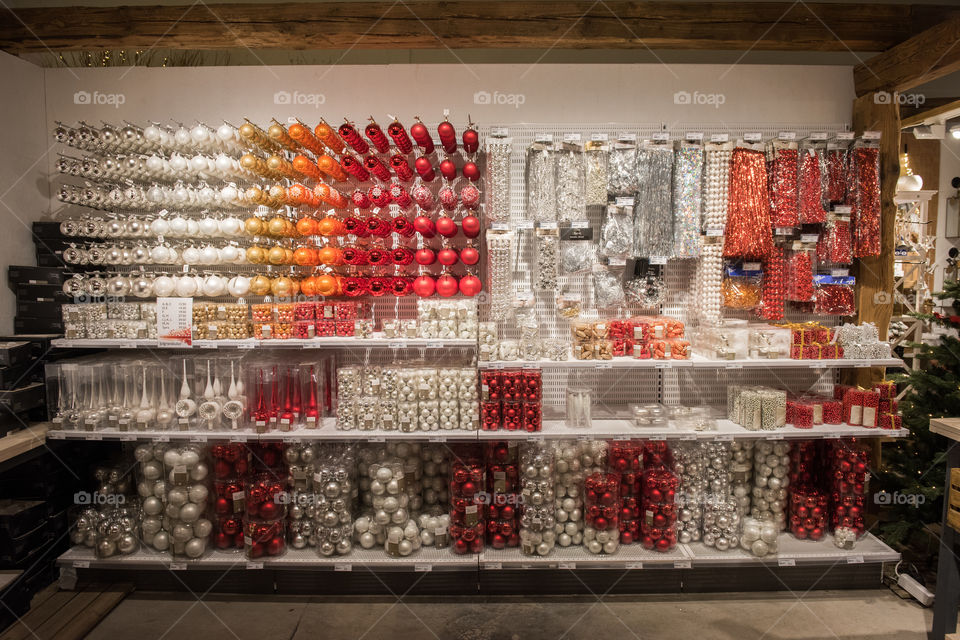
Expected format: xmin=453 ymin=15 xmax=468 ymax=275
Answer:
xmin=391 ymin=214 xmax=416 ymax=237
xmin=415 ymin=247 xmax=437 ymax=265
xmin=413 ymin=215 xmax=437 ymax=238
xmin=364 ymin=120 xmax=390 ymax=153
xmin=415 ymin=157 xmax=436 ymax=182
xmin=368 ymin=276 xmax=390 ymax=297
xmin=460 ymin=245 xmax=480 ymax=265
xmin=437 ymin=120 xmax=457 ymax=154
xmin=462 ymin=127 xmax=479 ymax=154
xmin=412 ymin=184 xmax=435 ymax=209
xmin=342 ymin=277 xmax=368 ymax=297
xmin=412 ymin=275 xmax=436 ymax=297
xmin=410 ymin=118 xmax=434 ymax=153
xmin=364 ymin=155 xmax=391 ymax=181
xmin=436 ymin=216 xmax=458 ymax=238
xmin=391 ymin=246 xmax=414 ymax=265
xmin=338 ymin=122 xmax=369 ymax=154
xmin=390 ymin=154 xmax=414 ymax=181
xmin=438 ymin=186 xmax=458 ymax=212
xmin=340 ymin=154 xmax=370 ymax=181
xmin=340 ymin=245 xmax=368 ymax=265
xmin=389 ymin=184 xmax=413 ymax=209
xmin=462 ymin=161 xmax=480 ymax=182
xmin=387 ymin=120 xmax=413 ymax=154
xmin=351 ymin=189 xmax=371 ymax=209
xmin=342 ymin=216 xmax=368 ymax=237
xmin=439 ymin=159 xmax=457 ymax=181
xmin=390 ymin=276 xmax=412 ymax=296
xmin=366 ymin=246 xmax=390 ymax=265
xmin=436 ymin=274 xmax=459 ymax=297
xmin=437 ymin=247 xmax=459 ymax=266
xmin=459 ymin=274 xmax=482 ymax=297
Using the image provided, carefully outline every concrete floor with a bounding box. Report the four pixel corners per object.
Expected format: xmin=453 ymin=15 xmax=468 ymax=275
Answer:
xmin=84 ymin=589 xmax=934 ymax=640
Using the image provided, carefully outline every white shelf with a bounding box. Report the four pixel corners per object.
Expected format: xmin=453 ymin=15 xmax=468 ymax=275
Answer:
xmin=57 ymin=532 xmax=897 ymax=571
xmin=479 ymin=355 xmax=904 ymax=370
xmin=51 ymin=337 xmax=477 ymax=350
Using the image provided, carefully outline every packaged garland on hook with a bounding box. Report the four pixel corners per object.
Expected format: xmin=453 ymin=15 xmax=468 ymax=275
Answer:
xmin=634 ymin=140 xmax=674 ymax=258
xmin=723 ymin=143 xmax=773 ymax=260
xmin=556 ymin=137 xmax=586 ymax=223
xmin=625 ymin=259 xmax=667 ymax=308
xmin=585 ymin=138 xmax=609 ymax=206
xmin=766 ymin=137 xmax=798 ymax=227
xmin=673 ymin=137 xmax=703 ymax=258
xmin=798 ymin=135 xmax=828 ymax=224
xmin=486 ymin=229 xmax=514 ymax=321
xmin=599 ymin=202 xmax=634 ymax=260
xmin=485 ymin=135 xmax=512 ymax=222
xmin=526 ymin=137 xmax=557 ymax=222
xmin=704 ymin=139 xmax=733 ymax=232
xmin=560 ymin=225 xmax=595 ymax=275
xmin=607 ymin=135 xmax=639 ymax=197
xmin=535 ymin=227 xmax=559 ymax=292
xmin=849 ymin=133 xmax=882 ymax=258
xmin=826 ymin=133 xmax=853 ymax=205
xmin=593 ymin=262 xmax=626 ymax=309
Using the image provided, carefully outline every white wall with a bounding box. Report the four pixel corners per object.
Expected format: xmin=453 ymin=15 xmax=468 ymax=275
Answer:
xmin=935 ymin=136 xmax=960 ymax=295
xmin=0 ymin=52 xmax=46 ymax=334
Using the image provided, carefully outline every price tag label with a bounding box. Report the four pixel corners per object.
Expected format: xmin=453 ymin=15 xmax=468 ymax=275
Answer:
xmin=596 ymin=363 xmax=613 ymax=370
xmin=613 ymin=436 xmax=632 ymax=441
xmin=809 ymin=132 xmax=828 ymax=141
xmin=618 ymin=133 xmax=637 ymax=142
xmin=427 ymin=342 xmax=443 ymax=349
xmin=649 ymin=256 xmax=668 ymax=265
xmin=768 ymin=434 xmax=784 ymax=441
xmin=778 ymin=558 xmax=796 ymax=567
xmin=414 ymin=563 xmax=433 ymax=572
xmin=679 ymin=434 xmax=698 ymax=441
xmin=778 ymin=131 xmax=796 ymax=140
xmin=710 ymin=133 xmax=730 ymax=143
xmin=615 ymin=197 xmax=635 ymax=207
xmin=155 ymin=435 xmax=170 ymax=442
xmin=705 ymin=228 xmax=724 ymax=237
xmin=800 ymin=233 xmax=820 ymax=244
xmin=491 ymin=127 xmax=509 ymax=137
xmin=563 ymin=133 xmax=582 ymax=143
xmin=649 ymin=435 xmax=665 ymax=442
xmin=73 ymin=560 xmax=90 ymax=568
xmin=847 ymin=555 xmax=864 ymax=564
xmin=238 ymin=342 xmax=256 ymax=349
xmin=190 ymin=435 xmax=207 ymax=443
xmin=625 ymin=562 xmax=644 ymax=570
xmin=120 ymin=435 xmax=137 ymax=442
xmin=591 ymin=133 xmax=609 ymax=142
xmin=685 ymin=132 xmax=703 ymax=142
xmin=608 ymin=258 xmax=626 ymax=267
xmin=367 ymin=436 xmax=386 ymax=443
xmin=527 ymin=435 xmax=545 ymax=443
xmin=428 ymin=436 xmax=446 ymax=443
xmin=715 ymin=434 xmax=734 ymax=442
xmin=651 ymin=132 xmax=670 ymax=142
xmin=855 ymin=363 xmax=871 ymax=369
xmin=516 ymin=221 xmax=535 ymax=230
xmin=571 ymin=220 xmax=590 ymax=229
xmin=229 ymin=435 xmax=246 ymax=443
xmin=169 ymin=562 xmax=187 ymax=571
xmin=673 ymin=560 xmax=692 ymax=569
xmin=48 ymin=431 xmax=65 ymax=440
xmin=484 ymin=562 xmax=503 ymax=570
xmin=334 ymin=563 xmax=353 ymax=572
xmin=558 ymin=562 xmax=576 ymax=570
xmin=538 ymin=221 xmax=558 ymax=229
xmin=85 ymin=433 xmax=103 ymax=441
xmin=491 ymin=222 xmax=510 ymax=231
xmin=534 ymin=134 xmax=553 ymax=144
xmin=862 ymin=131 xmax=881 ymax=140
xmin=743 ymin=132 xmax=762 ymax=143
xmin=246 ymin=562 xmax=264 ymax=570
xmin=775 ymin=227 xmax=794 ymax=236
xmin=654 ymin=362 xmax=671 ymax=369
xmin=725 ymin=364 xmax=743 ymax=370
xmin=836 ymin=132 xmax=855 ymax=141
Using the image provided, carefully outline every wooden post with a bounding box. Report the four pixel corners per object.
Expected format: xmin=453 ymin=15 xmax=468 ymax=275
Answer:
xmin=849 ymin=92 xmax=900 ymax=389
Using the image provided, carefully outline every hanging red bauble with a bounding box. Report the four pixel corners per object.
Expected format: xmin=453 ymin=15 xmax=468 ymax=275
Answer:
xmin=413 ymin=215 xmax=437 ymax=238
xmin=368 ymin=277 xmax=390 ymax=297
xmin=436 ymin=274 xmax=459 ymax=297
xmin=437 ymin=120 xmax=457 ymax=154
xmin=462 ymin=127 xmax=479 ymax=153
xmin=438 ymin=247 xmax=459 ymax=266
xmin=439 ymin=159 xmax=457 ymax=181
xmin=462 ymin=161 xmax=480 ymax=182
xmin=460 ymin=246 xmax=480 ymax=265
xmin=413 ymin=275 xmax=436 ymax=297
xmin=410 ymin=119 xmax=434 ymax=153
xmin=460 ymin=215 xmax=481 ymax=238
xmin=436 ymin=216 xmax=458 ymax=238
xmin=415 ymin=247 xmax=437 ymax=265
xmin=459 ymin=274 xmax=483 ymax=297
xmin=390 ymin=277 xmax=412 ymax=296
xmin=414 ymin=157 xmax=435 ymax=182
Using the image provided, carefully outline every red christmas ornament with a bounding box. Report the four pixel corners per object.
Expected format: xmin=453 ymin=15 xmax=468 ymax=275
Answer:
xmin=437 ymin=120 xmax=457 ymax=154
xmin=364 ymin=120 xmax=390 ymax=153
xmin=267 ymin=536 xmax=285 ymax=556
xmin=462 ymin=127 xmax=479 ymax=154
xmin=363 ymin=155 xmax=391 ymax=182
xmin=412 ymin=275 xmax=436 ymax=297
xmin=415 ymin=247 xmax=437 ymax=265
xmin=461 ymin=184 xmax=481 ymax=209
xmin=258 ymin=499 xmax=279 ymax=520
xmin=410 ymin=118 xmax=434 ymax=153
xmin=387 ymin=120 xmax=413 ymax=154
xmin=414 ymin=157 xmax=435 ymax=182
xmin=436 ymin=216 xmax=458 ymax=238
xmin=436 ymin=274 xmax=459 ymax=297
xmin=460 ymin=245 xmax=480 ymax=266
xmin=413 ymin=215 xmax=437 ymax=238
xmin=340 ymin=154 xmax=370 ymax=181
xmin=459 ymin=274 xmax=482 ymax=297
xmin=439 ymin=158 xmax=457 ymax=181
xmin=460 ymin=215 xmax=481 ymax=238
xmin=462 ymin=161 xmax=480 ymax=182
xmin=391 ymin=215 xmax=415 ymax=237
xmin=438 ymin=247 xmax=459 ymax=266
xmin=338 ymin=122 xmax=369 ymax=154
xmin=390 ymin=154 xmax=414 ymax=181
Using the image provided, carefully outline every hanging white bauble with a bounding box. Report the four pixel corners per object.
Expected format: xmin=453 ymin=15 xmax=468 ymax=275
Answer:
xmin=220 ymin=184 xmax=238 ymax=203
xmin=150 ymin=245 xmax=170 ymax=264
xmin=105 ymin=246 xmax=123 ymax=265
xmin=219 ymin=216 xmax=242 ymax=236
xmin=203 ymin=274 xmax=227 ymax=297
xmin=132 ymin=245 xmax=150 ymax=264
xmin=144 ymin=124 xmax=161 ymax=142
xmin=146 ymin=185 xmax=164 ymax=203
xmin=145 ymin=155 xmax=164 ymax=175
xmin=120 ymin=248 xmax=134 ymax=265
xmin=127 ymin=218 xmax=145 ymax=236
xmin=198 ymin=217 xmax=219 ymax=236
xmin=169 ymin=216 xmax=188 ymax=236
xmin=167 ymin=246 xmax=180 ymax=264
xmin=194 ymin=275 xmax=206 ymax=293
xmin=181 ymin=246 xmax=201 ymax=265
xmin=149 ymin=217 xmax=170 ymax=236
xmin=131 ymin=276 xmax=153 ymax=298
xmin=190 ymin=154 xmax=208 ymax=172
xmin=173 ymin=186 xmax=189 ymax=203
xmin=198 ymin=187 xmax=216 ymax=206
xmin=200 ymin=245 xmax=220 ymax=264
xmin=897 ymin=174 xmax=923 ymax=191
xmin=169 ymin=154 xmax=187 ymax=172
xmin=219 ymin=244 xmax=239 ymax=262
xmin=174 ymin=127 xmax=192 ymax=147
xmin=186 ymin=219 xmax=200 ymax=236
xmin=175 ymin=276 xmax=198 ymax=297
xmin=107 ymin=276 xmax=131 ymax=296
xmin=217 ymin=123 xmax=235 ymax=141
xmin=215 ymin=154 xmax=233 ymax=173
xmin=153 ymin=275 xmax=175 ymax=297
xmin=227 ymin=275 xmax=251 ymax=297
xmin=105 ymin=219 xmax=124 ymax=237
xmin=191 ymin=124 xmax=210 ymax=144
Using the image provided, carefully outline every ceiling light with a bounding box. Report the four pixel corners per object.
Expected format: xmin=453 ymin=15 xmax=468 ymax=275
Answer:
xmin=952 ymin=125 xmax=960 ymax=140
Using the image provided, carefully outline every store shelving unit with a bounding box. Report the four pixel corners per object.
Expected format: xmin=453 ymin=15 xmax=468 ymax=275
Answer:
xmin=50 ymin=337 xmax=477 ymax=350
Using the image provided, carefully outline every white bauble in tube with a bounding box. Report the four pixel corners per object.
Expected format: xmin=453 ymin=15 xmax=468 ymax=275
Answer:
xmin=153 ymin=275 xmax=175 ymax=297
xmin=227 ymin=275 xmax=250 ymax=297
xmin=175 ymin=275 xmax=198 ymax=297
xmin=203 ymin=274 xmax=226 ymax=297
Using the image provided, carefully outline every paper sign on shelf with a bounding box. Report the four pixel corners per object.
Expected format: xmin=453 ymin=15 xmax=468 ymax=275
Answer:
xmin=157 ymin=297 xmax=193 ymax=347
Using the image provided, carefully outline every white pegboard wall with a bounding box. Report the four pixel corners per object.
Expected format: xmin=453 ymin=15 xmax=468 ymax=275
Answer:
xmin=481 ymin=122 xmax=849 ymax=412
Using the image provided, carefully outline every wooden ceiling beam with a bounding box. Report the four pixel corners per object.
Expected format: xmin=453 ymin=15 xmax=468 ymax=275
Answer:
xmin=0 ymin=2 xmax=958 ymax=54
xmin=854 ymin=16 xmax=960 ymax=96
xmin=901 ymin=98 xmax=960 ymax=128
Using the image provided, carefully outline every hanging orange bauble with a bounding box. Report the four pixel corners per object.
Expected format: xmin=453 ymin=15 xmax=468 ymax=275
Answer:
xmin=294 ymin=246 xmax=317 ymax=266
xmin=244 ymin=216 xmax=265 ymax=236
xmin=267 ymin=245 xmax=287 ymax=265
xmin=283 ymin=248 xmax=294 ymax=263
xmin=267 ymin=216 xmax=288 ymax=237
xmin=271 ymin=276 xmax=294 ymax=298
xmin=296 ymin=217 xmax=317 ymax=236
xmin=245 ymin=245 xmax=266 ymax=264
xmin=249 ymin=275 xmax=271 ymax=296
xmin=299 ymin=276 xmax=318 ymax=296
xmin=316 ymin=274 xmax=339 ymax=296
xmin=317 ymin=246 xmax=342 ymax=265
xmin=317 ymin=216 xmax=340 ymax=237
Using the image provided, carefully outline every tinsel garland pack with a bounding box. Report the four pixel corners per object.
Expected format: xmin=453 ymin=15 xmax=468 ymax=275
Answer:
xmin=723 ymin=148 xmax=773 ymax=259
xmin=485 ymin=139 xmax=512 ymax=222
xmin=673 ymin=143 xmax=703 ymax=258
xmin=633 ymin=146 xmax=674 ymax=257
xmin=850 ymin=146 xmax=881 ymax=257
